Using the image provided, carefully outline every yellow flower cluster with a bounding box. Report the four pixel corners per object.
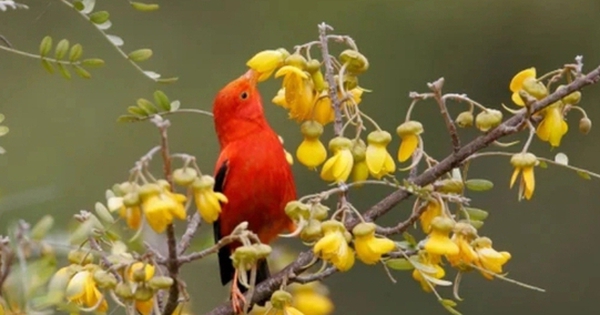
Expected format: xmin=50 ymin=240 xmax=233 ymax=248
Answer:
xmin=412 ymin=215 xmax=512 ymax=292
xmin=509 ymin=67 xmax=585 ymax=147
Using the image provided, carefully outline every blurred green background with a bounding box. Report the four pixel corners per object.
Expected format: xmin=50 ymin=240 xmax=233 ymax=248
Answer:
xmin=2 ymin=0 xmax=600 ymax=314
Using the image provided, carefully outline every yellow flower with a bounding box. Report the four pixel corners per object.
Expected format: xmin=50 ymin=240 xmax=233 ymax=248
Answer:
xmin=140 ymin=184 xmax=187 ymax=233
xmin=411 ymin=253 xmax=446 ymax=293
xmin=119 ymin=205 xmax=142 ymax=230
xmin=352 ymin=222 xmax=396 ymax=264
xmin=313 ymin=220 xmax=355 ymax=271
xmin=419 ymin=200 xmax=442 ymax=234
xmin=192 ymin=175 xmax=228 ymax=224
xmin=127 ymin=262 xmax=155 ymax=282
xmin=510 ymin=152 xmax=537 ymax=200
xmin=424 ymin=217 xmax=459 ymax=256
xmin=536 ymin=102 xmax=568 ymax=147
xmin=350 ymin=139 xmax=369 ymax=185
xmin=396 ymin=121 xmax=423 ymax=162
xmin=269 ymin=290 xmax=306 ymax=315
xmin=509 ymin=67 xmax=536 ymax=105
xmin=473 ymin=237 xmax=511 ymax=280
xmin=291 ymin=283 xmax=334 ymax=315
xmin=275 ymin=65 xmax=316 ymax=122
xmin=320 ymin=137 xmax=354 ymax=183
xmin=136 ymin=299 xmax=154 ymax=315
xmin=247 ymin=49 xmax=287 ymax=82
xmin=365 ymin=130 xmax=395 ymax=179
xmin=296 ymin=121 xmax=327 ymax=169
xmin=445 ymin=223 xmax=478 ymax=270
xmin=65 ymin=270 xmax=108 ymax=312
xmin=273 ymin=88 xmax=289 ymax=108
xmin=312 ymin=92 xmax=334 ymax=125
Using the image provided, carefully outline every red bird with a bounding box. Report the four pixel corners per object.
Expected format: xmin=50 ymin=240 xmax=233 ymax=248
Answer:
xmin=212 ymin=69 xmax=296 ymax=311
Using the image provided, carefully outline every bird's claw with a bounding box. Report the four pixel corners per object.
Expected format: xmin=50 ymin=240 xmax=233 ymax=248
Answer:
xmin=231 ymin=284 xmax=246 ymax=314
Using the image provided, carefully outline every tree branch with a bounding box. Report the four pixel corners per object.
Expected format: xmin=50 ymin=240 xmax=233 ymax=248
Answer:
xmin=428 ymin=78 xmax=461 ymax=153
xmin=203 ymin=60 xmax=600 ymax=315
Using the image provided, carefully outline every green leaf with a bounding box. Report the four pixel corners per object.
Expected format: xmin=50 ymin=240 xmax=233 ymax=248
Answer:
xmin=0 ymin=113 xmax=4 ymax=124
xmin=69 ymin=44 xmax=83 ymax=62
xmin=153 ymin=90 xmax=171 ymax=111
xmin=128 ymin=48 xmax=153 ymax=62
xmin=421 ymin=273 xmax=452 ymax=286
xmin=460 ymin=219 xmax=484 ymax=229
xmin=169 ymin=100 xmax=181 ymax=112
xmin=41 ymin=59 xmax=54 ymax=74
xmin=30 ymin=215 xmax=54 ymax=241
xmin=130 ymin=2 xmax=159 ymax=11
xmin=440 ymin=299 xmax=457 ymax=307
xmin=538 ymin=160 xmax=548 ymax=169
xmin=385 ymin=258 xmax=414 ymax=271
xmin=462 ymin=207 xmax=489 ymax=221
xmin=81 ymin=58 xmax=105 ymax=67
xmin=39 ymin=36 xmax=53 ymax=57
xmin=0 ymin=126 xmax=8 ymax=137
xmin=157 ymin=77 xmax=179 ymax=84
xmin=128 ymin=106 xmax=148 ymax=116
xmin=440 ymin=300 xmax=463 ymax=315
xmin=57 ymin=63 xmax=71 ymax=79
xmin=89 ymin=11 xmax=110 ymax=24
xmin=73 ymin=65 xmax=91 ymax=79
xmin=73 ymin=1 xmax=84 ymax=11
xmin=577 ymin=170 xmax=592 ymax=180
xmin=94 ymin=202 xmax=115 ymax=224
xmin=54 ymin=39 xmax=69 ymax=60
xmin=464 ymin=179 xmax=494 ymax=192
xmin=117 ymin=115 xmax=140 ymax=123
xmin=136 ymin=98 xmax=158 ymax=114
xmin=402 ymin=232 xmax=417 ymax=247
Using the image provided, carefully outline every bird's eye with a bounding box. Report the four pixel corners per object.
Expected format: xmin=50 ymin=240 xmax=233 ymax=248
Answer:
xmin=240 ymin=91 xmax=249 ymax=100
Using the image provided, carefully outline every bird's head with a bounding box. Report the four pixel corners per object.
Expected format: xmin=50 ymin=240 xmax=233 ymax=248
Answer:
xmin=213 ymin=69 xmax=264 ymax=122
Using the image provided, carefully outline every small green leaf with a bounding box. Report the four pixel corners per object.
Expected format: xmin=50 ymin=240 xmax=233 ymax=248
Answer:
xmin=106 ymin=34 xmax=124 ymax=46
xmin=440 ymin=299 xmax=457 ymax=307
xmin=130 ymin=2 xmax=159 ymax=11
xmin=421 ymin=273 xmax=452 ymax=286
xmin=157 ymin=77 xmax=179 ymax=84
xmin=462 ymin=207 xmax=489 ymax=221
xmin=117 ymin=115 xmax=140 ymax=123
xmin=69 ymin=220 xmax=95 ymax=245
xmin=577 ymin=170 xmax=592 ymax=180
xmin=440 ymin=301 xmax=463 ymax=315
xmin=73 ymin=1 xmax=84 ymax=10
xmin=57 ymin=63 xmax=71 ymax=80
xmin=0 ymin=126 xmax=8 ymax=137
xmin=169 ymin=100 xmax=181 ymax=112
xmin=31 ymin=215 xmax=54 ymax=241
xmin=89 ymin=11 xmax=110 ymax=24
xmin=385 ymin=258 xmax=414 ymax=271
xmin=465 ymin=179 xmax=494 ymax=192
xmin=73 ymin=65 xmax=91 ymax=79
xmin=0 ymin=114 xmax=5 ymax=124
xmin=460 ymin=219 xmax=484 ymax=229
xmin=94 ymin=202 xmax=115 ymax=224
xmin=128 ymin=48 xmax=153 ymax=62
xmin=69 ymin=44 xmax=83 ymax=62
xmin=41 ymin=59 xmax=54 ymax=74
xmin=54 ymin=39 xmax=69 ymax=60
xmin=81 ymin=58 xmax=105 ymax=67
xmin=538 ymin=160 xmax=548 ymax=168
xmin=409 ymin=256 xmax=438 ymax=274
xmin=402 ymin=232 xmax=417 ymax=247
xmin=128 ymin=106 xmax=148 ymax=117
xmin=136 ymin=98 xmax=158 ymax=114
xmin=39 ymin=36 xmax=53 ymax=57
xmin=153 ymin=90 xmax=170 ymax=111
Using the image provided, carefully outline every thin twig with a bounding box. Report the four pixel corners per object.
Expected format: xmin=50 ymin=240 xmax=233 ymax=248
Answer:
xmin=428 ymin=78 xmax=461 ymax=153
xmin=292 ymin=266 xmax=337 ymax=284
xmin=177 ymin=213 xmax=202 ymax=255
xmin=318 ymin=23 xmax=343 ymax=136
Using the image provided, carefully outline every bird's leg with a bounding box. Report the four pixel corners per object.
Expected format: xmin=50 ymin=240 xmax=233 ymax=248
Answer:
xmin=231 ymin=269 xmax=247 ymax=314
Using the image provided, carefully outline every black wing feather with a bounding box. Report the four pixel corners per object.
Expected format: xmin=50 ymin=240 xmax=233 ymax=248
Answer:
xmin=213 ymin=160 xmax=233 ymax=286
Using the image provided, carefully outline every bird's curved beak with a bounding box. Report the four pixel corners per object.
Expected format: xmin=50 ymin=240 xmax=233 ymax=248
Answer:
xmin=243 ymin=69 xmax=259 ymax=86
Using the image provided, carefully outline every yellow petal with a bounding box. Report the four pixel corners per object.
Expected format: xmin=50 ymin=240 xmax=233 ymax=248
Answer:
xmin=65 ymin=271 xmax=89 ymax=301
xmin=136 ymin=299 xmax=154 ymax=315
xmin=285 ymin=78 xmax=315 ymax=122
xmin=536 ymin=106 xmax=568 ymax=147
xmin=247 ymin=50 xmax=284 ymax=82
xmin=275 ymin=65 xmax=309 ymax=79
xmin=273 ymin=88 xmax=289 ymax=108
xmin=144 ymin=204 xmax=173 ymax=233
xmin=293 ymin=291 xmax=334 ymax=315
xmin=424 ymin=233 xmax=460 ymax=256
xmin=509 ymin=167 xmax=520 ymax=189
xmin=522 ymin=166 xmax=535 ymax=200
xmin=509 ymin=67 xmax=536 ymax=92
xmin=366 ymin=145 xmax=386 ymax=177
xmin=511 ymin=91 xmax=525 ymax=106
xmin=331 ymin=150 xmax=353 ymax=182
xmin=398 ymin=134 xmax=418 ymax=162
xmin=313 ymin=95 xmax=334 ymax=125
xmin=284 ymin=306 xmax=305 ymax=315
xmin=296 ymin=138 xmax=327 ymax=169
xmin=313 ymin=232 xmax=343 ymax=259
xmin=351 ymin=160 xmax=369 ymax=184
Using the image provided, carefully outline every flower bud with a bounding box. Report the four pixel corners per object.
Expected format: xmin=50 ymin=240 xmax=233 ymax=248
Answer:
xmin=343 ymin=73 xmax=359 ymax=90
xmin=430 ymin=216 xmax=455 ymax=233
xmin=192 ymin=175 xmax=215 ymax=190
xmin=271 ymin=290 xmax=293 ymax=309
xmin=284 ymin=53 xmax=307 ymax=70
xmin=285 ymin=201 xmax=310 ymax=221
xmin=115 ymin=282 xmax=134 ymax=299
xmin=134 ymin=286 xmax=154 ymax=301
xmin=339 ymin=49 xmax=369 ymax=74
xmin=455 ymin=111 xmax=474 ymax=128
xmin=352 ymin=222 xmax=376 ymax=237
xmin=148 ymin=276 xmax=174 ymax=290
xmin=68 ymin=250 xmax=93 ymax=265
xmin=521 ymin=77 xmax=548 ymax=100
xmin=396 ymin=121 xmax=424 ymax=137
xmin=579 ymin=117 xmax=592 ymax=135
xmin=510 ymin=152 xmax=537 ymax=168
xmin=475 ymin=109 xmax=503 ymax=132
xmin=312 ymin=203 xmax=330 ymax=221
xmin=351 ymin=139 xmax=367 ymax=162
xmin=93 ymin=270 xmax=117 ymax=289
xmin=254 ymin=244 xmax=272 ymax=259
xmin=173 ymin=167 xmax=198 ymax=187
xmin=232 ymin=246 xmax=259 ymax=269
xmin=558 ymin=85 xmax=582 ymax=105
xmin=133 ymin=268 xmax=148 ymax=282
xmin=300 ymin=219 xmax=323 ymax=243
xmin=306 ymin=59 xmax=321 ymax=74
